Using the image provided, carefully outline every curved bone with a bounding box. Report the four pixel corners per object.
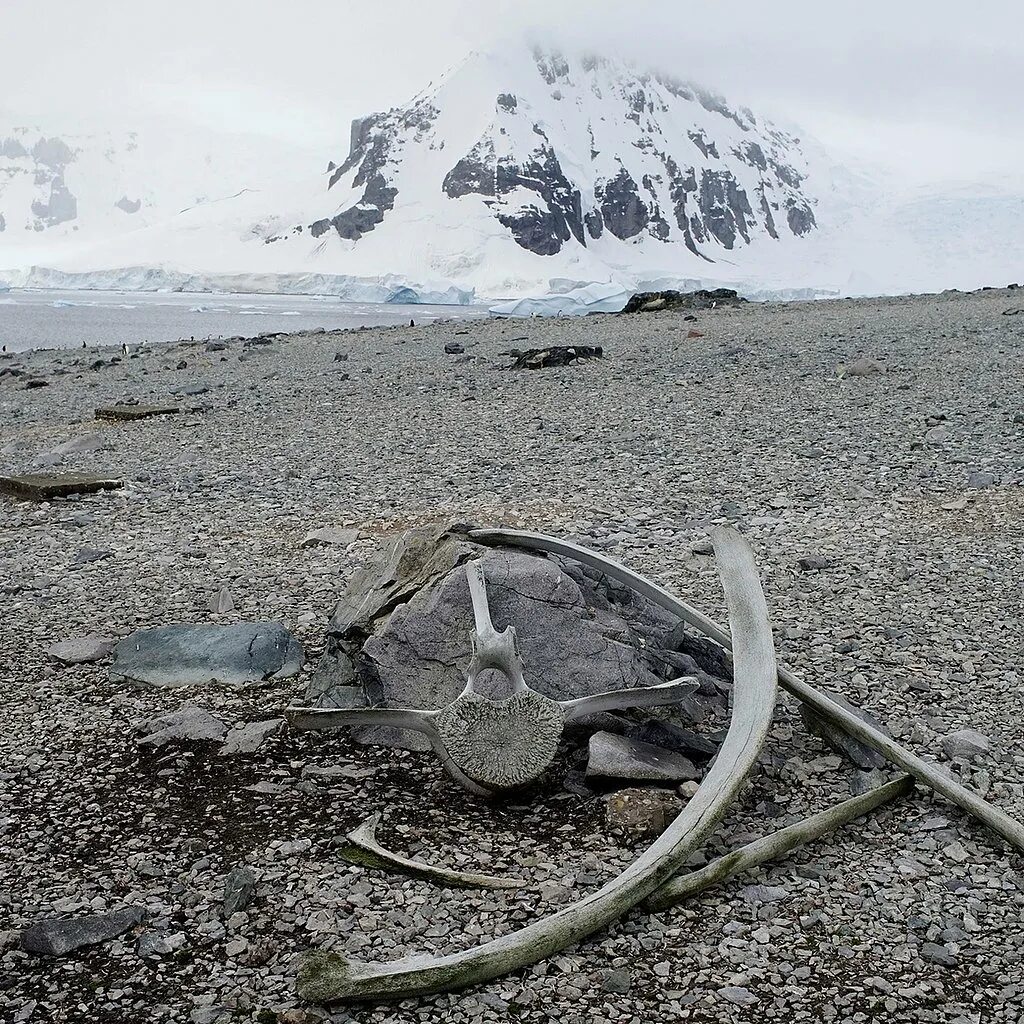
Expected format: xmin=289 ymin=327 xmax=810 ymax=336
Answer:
xmin=559 ymin=678 xmax=698 ymax=722
xmin=341 ymin=813 xmax=527 ymax=891
xmin=295 ymin=526 xmax=778 ymax=1003
xmin=472 ymin=527 xmax=1024 ymax=855
xmin=645 ymin=774 xmax=915 ymax=912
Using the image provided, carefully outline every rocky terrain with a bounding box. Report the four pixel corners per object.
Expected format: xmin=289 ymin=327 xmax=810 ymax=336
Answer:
xmin=1 ymin=287 xmax=1023 ymax=1023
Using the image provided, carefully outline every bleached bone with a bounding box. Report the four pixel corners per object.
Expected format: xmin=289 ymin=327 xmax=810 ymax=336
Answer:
xmin=471 ymin=527 xmax=1024 ymax=855
xmin=295 ymin=526 xmax=778 ymax=1003
xmin=288 ymin=558 xmax=697 ymax=796
xmin=645 ymin=774 xmax=915 ymax=912
xmin=340 ymin=813 xmax=526 ymax=891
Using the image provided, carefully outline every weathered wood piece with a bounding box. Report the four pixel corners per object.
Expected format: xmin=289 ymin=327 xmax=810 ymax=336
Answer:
xmin=472 ymin=527 xmax=1024 ymax=855
xmin=0 ymin=472 xmax=123 ymax=500
xmin=645 ymin=774 xmax=915 ymax=912
xmin=295 ymin=527 xmax=778 ymax=1002
xmin=95 ymin=404 xmax=179 ymax=421
xmin=340 ymin=813 xmax=526 ymax=891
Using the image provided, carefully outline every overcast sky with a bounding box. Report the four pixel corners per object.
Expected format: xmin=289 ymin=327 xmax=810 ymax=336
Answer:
xmin=3 ymin=0 xmax=1022 ymax=186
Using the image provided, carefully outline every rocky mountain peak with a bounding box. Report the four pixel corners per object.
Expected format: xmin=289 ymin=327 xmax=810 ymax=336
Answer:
xmin=312 ymin=44 xmax=819 ymax=263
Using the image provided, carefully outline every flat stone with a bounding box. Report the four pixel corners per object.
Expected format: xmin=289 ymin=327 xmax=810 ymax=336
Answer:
xmin=849 ymin=768 xmax=887 ymax=796
xmin=604 ymin=787 xmax=682 ymax=836
xmin=49 ymin=434 xmax=107 ymax=456
xmin=219 ymin=718 xmax=284 ymax=756
xmin=300 ymin=764 xmax=376 ymax=781
xmin=0 ymin=473 xmax=123 ymax=500
xmin=95 ymin=404 xmax=180 ymax=421
xmin=223 ymin=867 xmax=257 ymax=916
xmin=47 ymin=634 xmax=117 ymax=665
xmin=208 ymin=587 xmax=235 ymax=614
xmin=920 ymin=941 xmax=957 ymax=966
xmin=842 ymin=357 xmax=885 ymax=377
xmin=600 ymin=968 xmax=632 ymax=994
xmin=110 ymin=622 xmax=304 ymax=688
xmin=941 ymin=728 xmax=991 ymax=761
xmin=136 ymin=705 xmax=229 ymax=748
xmin=797 ymin=554 xmax=832 ymax=571
xmin=21 ymin=907 xmax=144 ymax=956
xmin=301 ymin=527 xmax=361 ymax=548
xmin=586 ymin=732 xmax=700 ymax=783
xmin=740 ymin=883 xmax=790 ymax=906
xmin=800 ymin=691 xmax=889 ymax=770
xmin=629 ymin=720 xmax=717 ymax=760
xmin=719 ymin=985 xmax=759 ymax=1006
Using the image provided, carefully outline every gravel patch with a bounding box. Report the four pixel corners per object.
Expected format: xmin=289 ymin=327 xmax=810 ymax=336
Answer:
xmin=2 ymin=289 xmax=1023 ymax=1023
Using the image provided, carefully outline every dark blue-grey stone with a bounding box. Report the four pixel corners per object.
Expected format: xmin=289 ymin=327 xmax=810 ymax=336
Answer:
xmin=110 ymin=622 xmax=303 ymax=688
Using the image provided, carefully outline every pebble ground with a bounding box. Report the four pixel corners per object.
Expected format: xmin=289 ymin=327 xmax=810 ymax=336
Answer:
xmin=1 ymin=287 xmax=1022 ymax=1023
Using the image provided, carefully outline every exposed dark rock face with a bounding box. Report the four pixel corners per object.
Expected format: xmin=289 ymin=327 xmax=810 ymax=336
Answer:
xmin=313 ymin=102 xmax=437 ymax=242
xmin=621 ymin=289 xmax=746 ymax=313
xmin=443 ymin=139 xmax=495 ymax=199
xmin=741 ymin=142 xmax=767 ymax=170
xmin=698 ymin=169 xmax=755 ymax=249
xmin=688 ymin=131 xmax=719 ymax=160
xmin=0 ymin=213 xmax=5 ymax=233
xmin=31 ymin=178 xmax=78 ymax=227
xmin=496 ymin=93 xmax=518 ymax=112
xmin=787 ymin=202 xmax=817 ymax=236
xmin=758 ymin=185 xmax=779 ymax=240
xmin=31 ymin=136 xmax=74 ymax=171
xmin=584 ymin=209 xmax=604 ymax=239
xmin=533 ymin=46 xmax=570 ymax=85
xmin=446 ymin=128 xmax=584 ymax=256
xmin=115 ymin=196 xmax=142 ymax=214
xmin=598 ymin=166 xmax=649 ymax=240
xmin=1 ymin=137 xmax=28 ymax=159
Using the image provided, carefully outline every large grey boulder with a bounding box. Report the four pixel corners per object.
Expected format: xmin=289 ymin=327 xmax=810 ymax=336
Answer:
xmin=307 ymin=525 xmax=725 ymax=750
xmin=110 ymin=622 xmax=303 ymax=688
xmin=21 ymin=907 xmax=144 ymax=956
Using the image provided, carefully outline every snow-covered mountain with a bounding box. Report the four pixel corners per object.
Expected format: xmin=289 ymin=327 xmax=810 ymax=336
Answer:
xmin=0 ymin=122 xmax=318 ymax=267
xmin=2 ymin=45 xmax=1021 ymax=301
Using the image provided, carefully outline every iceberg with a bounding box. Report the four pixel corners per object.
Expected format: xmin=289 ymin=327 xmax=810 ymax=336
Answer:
xmin=489 ymin=282 xmax=630 ymax=318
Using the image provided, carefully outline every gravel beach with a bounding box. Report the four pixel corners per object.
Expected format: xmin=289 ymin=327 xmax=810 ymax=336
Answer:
xmin=1 ymin=287 xmax=1023 ymax=1024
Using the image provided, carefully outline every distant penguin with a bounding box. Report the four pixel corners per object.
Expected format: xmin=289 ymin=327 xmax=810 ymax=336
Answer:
xmin=410 ymin=319 xmax=415 ymax=327
xmin=122 ymin=342 xmax=129 ymax=355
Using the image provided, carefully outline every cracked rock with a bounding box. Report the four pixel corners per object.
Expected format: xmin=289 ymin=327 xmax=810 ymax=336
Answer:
xmin=110 ymin=622 xmax=304 ymax=688
xmin=21 ymin=907 xmax=144 ymax=956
